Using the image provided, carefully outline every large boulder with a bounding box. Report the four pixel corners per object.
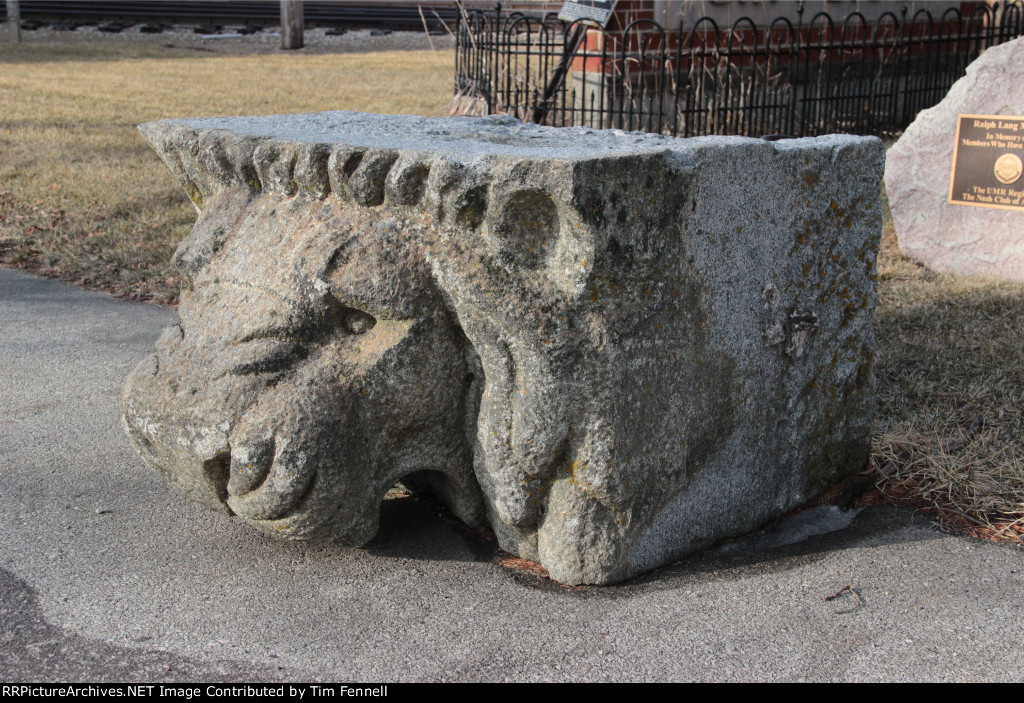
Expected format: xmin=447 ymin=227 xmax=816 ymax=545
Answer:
xmin=123 ymin=111 xmax=884 ymax=584
xmin=885 ymin=37 xmax=1024 ymax=282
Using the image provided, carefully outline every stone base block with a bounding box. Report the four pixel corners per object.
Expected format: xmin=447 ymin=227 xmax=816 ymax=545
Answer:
xmin=123 ymin=112 xmax=883 ymax=584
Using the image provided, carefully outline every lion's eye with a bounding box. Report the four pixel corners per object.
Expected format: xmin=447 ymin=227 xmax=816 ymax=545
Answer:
xmin=343 ymin=308 xmax=377 ymax=335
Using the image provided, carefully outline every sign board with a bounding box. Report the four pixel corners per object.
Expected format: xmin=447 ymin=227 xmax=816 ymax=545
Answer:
xmin=948 ymin=113 xmax=1024 ymax=211
xmin=558 ymin=0 xmax=618 ymax=28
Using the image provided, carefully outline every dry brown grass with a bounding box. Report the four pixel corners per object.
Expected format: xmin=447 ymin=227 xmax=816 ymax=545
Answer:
xmin=871 ymin=194 xmax=1024 ymax=542
xmin=0 ymin=41 xmax=453 ymax=302
xmin=2 ymin=40 xmax=1021 ymax=540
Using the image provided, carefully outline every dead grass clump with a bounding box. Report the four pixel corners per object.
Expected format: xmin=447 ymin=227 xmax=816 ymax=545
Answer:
xmin=447 ymin=89 xmax=488 ymax=117
xmin=873 ymin=422 xmax=1024 ymax=542
xmin=871 ymin=191 xmax=1024 ymax=541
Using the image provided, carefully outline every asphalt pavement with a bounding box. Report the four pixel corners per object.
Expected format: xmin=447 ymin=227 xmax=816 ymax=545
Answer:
xmin=1 ymin=267 xmax=1022 ymax=682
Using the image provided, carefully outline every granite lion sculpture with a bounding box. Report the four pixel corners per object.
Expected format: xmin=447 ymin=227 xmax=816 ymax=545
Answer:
xmin=123 ymin=112 xmax=883 ymax=585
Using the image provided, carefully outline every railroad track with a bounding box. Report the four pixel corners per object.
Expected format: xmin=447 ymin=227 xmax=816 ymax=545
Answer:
xmin=3 ymin=1 xmax=499 ymax=32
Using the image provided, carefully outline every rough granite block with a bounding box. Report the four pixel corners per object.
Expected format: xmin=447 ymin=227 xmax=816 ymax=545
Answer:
xmin=122 ymin=111 xmax=884 ymax=585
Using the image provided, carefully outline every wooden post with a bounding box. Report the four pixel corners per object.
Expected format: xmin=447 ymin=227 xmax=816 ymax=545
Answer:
xmin=280 ymin=0 xmax=303 ymax=50
xmin=6 ymin=0 xmax=21 ymax=43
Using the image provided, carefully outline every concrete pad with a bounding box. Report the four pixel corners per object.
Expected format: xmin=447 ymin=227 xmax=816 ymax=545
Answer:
xmin=1 ymin=267 xmax=1022 ymax=682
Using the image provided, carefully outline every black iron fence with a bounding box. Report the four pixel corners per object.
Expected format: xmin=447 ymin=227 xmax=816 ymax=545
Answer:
xmin=453 ymin=2 xmax=1024 ymax=138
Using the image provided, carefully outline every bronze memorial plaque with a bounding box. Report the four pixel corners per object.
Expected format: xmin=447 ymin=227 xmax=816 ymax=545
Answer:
xmin=948 ymin=113 xmax=1024 ymax=211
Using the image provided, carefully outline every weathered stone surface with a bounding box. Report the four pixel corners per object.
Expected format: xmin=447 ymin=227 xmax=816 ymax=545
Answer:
xmin=123 ymin=111 xmax=884 ymax=585
xmin=885 ymin=37 xmax=1024 ymax=282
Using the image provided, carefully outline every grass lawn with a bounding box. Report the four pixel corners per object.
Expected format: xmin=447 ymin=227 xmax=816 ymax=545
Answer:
xmin=874 ymin=228 xmax=1024 ymax=538
xmin=0 ymin=41 xmax=454 ymax=303
xmin=1 ymin=41 xmax=1021 ymax=541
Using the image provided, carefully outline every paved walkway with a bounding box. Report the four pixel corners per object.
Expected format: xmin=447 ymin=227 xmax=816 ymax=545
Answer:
xmin=1 ymin=267 xmax=1022 ymax=682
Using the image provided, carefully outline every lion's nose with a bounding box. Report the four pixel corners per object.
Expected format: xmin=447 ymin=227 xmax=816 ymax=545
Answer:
xmin=122 ymin=405 xmax=233 ymax=514
xmin=121 ymin=349 xmax=239 ymax=513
